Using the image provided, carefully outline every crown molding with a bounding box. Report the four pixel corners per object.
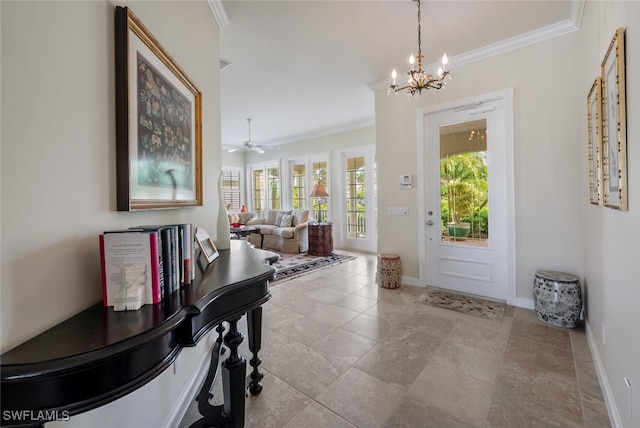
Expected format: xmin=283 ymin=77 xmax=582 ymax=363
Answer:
xmin=208 ymin=0 xmax=228 ymax=30
xmin=368 ymin=3 xmax=584 ymax=92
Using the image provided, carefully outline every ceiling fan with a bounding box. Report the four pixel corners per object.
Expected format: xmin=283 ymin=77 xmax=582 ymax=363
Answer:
xmin=228 ymin=118 xmax=266 ymax=154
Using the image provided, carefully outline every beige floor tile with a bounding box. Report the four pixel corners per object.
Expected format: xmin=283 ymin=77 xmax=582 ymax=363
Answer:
xmin=353 ymin=285 xmax=383 ymax=300
xmin=399 ymin=310 xmax=457 ymax=338
xmin=408 ymin=361 xmax=493 ymax=426
xmin=364 ymin=300 xmax=414 ymax=326
xmin=486 ymin=376 xmax=583 ymax=428
xmin=355 ymin=328 xmax=442 ymax=386
xmin=307 ymin=303 xmax=360 ymax=328
xmin=277 ymin=292 xmax=330 ymax=316
xmin=275 ymin=315 xmax=335 ymax=347
xmin=314 ymin=327 xmax=378 ymax=365
xmin=334 ymin=294 xmax=378 ymax=313
xmin=493 ymin=370 xmax=583 ymax=425
xmin=447 ymin=317 xmax=510 ymax=355
xmin=429 ymin=338 xmax=503 ymax=384
xmin=510 ymin=317 xmax=573 ymax=352
xmin=316 ymin=368 xmax=405 ymax=428
xmin=263 ymin=306 xmax=305 ymax=329
xmin=244 ymin=370 xmax=312 ymax=428
xmin=346 ymin=273 xmax=377 ymax=286
xmin=341 ymin=313 xmax=392 ymax=342
xmin=269 ymin=345 xmax=349 ymax=398
xmin=502 ymin=334 xmax=576 ymax=380
xmin=283 ymin=402 xmax=356 ymax=428
xmin=306 ymin=287 xmax=352 ymax=304
xmin=384 ymin=397 xmax=479 ymax=428
xmin=253 ymin=328 xmax=311 ymax=372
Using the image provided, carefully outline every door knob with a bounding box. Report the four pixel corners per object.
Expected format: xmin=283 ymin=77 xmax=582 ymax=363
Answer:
xmin=426 ymin=220 xmax=434 ymax=226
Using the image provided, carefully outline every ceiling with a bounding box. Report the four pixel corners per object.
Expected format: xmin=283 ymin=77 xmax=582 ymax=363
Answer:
xmin=216 ymin=0 xmax=583 ymax=152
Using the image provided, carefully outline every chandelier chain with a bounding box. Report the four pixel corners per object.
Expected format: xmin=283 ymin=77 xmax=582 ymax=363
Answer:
xmin=417 ymin=0 xmax=421 ymax=60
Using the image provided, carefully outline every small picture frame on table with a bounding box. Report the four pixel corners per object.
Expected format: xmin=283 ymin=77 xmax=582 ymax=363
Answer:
xmin=195 ymin=227 xmax=219 ymax=264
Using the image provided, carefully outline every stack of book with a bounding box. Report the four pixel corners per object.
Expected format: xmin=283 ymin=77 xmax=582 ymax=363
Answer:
xmin=99 ymin=224 xmax=194 ymax=308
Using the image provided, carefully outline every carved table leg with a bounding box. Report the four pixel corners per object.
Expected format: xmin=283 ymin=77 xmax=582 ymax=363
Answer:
xmin=222 ymin=317 xmax=246 ymax=428
xmin=246 ymin=306 xmax=264 ymax=395
xmin=189 ymin=328 xmax=225 ymax=428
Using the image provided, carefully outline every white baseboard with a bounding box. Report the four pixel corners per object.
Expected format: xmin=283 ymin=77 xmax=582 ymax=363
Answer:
xmin=585 ymin=321 xmax=622 ymax=428
xmin=401 ymin=276 xmax=422 ymax=287
xmin=511 ymin=296 xmax=534 ymax=309
xmin=164 ymin=340 xmax=216 ymax=428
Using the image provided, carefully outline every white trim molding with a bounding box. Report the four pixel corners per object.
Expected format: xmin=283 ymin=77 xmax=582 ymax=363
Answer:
xmin=207 ymin=0 xmax=228 ymax=30
xmin=368 ymin=6 xmax=584 ymax=92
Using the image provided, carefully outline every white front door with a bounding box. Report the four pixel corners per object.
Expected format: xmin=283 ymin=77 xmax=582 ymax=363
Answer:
xmin=421 ymin=91 xmax=514 ymax=301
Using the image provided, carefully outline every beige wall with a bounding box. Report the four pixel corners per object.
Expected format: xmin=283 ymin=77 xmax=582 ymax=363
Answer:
xmin=1 ymin=1 xmax=221 ymax=425
xmin=579 ymin=2 xmax=640 ymax=426
xmin=375 ymin=32 xmax=583 ymax=301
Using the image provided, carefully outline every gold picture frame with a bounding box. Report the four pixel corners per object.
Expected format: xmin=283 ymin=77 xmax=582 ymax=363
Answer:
xmin=601 ymin=27 xmax=627 ymax=211
xmin=115 ymin=6 xmax=203 ymax=211
xmin=587 ymin=77 xmax=603 ymax=205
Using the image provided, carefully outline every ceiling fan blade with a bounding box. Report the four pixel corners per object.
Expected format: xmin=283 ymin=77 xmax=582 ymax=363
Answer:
xmin=228 ymin=146 xmax=243 ymax=153
xmin=252 ymin=146 xmax=266 ymax=154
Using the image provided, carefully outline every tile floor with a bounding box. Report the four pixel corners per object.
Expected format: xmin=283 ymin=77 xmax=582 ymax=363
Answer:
xmin=179 ymin=252 xmax=611 ymax=428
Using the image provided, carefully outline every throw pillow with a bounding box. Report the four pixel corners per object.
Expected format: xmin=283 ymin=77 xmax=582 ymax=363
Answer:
xmin=274 ymin=212 xmax=284 ymax=226
xmin=280 ymin=214 xmax=294 ymax=227
xmin=265 ymin=209 xmax=279 ymax=225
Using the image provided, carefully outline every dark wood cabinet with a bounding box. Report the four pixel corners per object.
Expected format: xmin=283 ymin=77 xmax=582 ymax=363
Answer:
xmin=308 ymin=223 xmax=333 ymax=256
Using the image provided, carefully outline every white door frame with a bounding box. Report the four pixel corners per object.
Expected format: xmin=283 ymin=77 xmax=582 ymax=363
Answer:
xmin=337 ymin=145 xmax=377 ymax=253
xmin=417 ymin=88 xmax=517 ymax=305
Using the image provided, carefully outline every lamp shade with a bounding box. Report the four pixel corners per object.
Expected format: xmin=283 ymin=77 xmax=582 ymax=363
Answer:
xmin=310 ymin=183 xmax=329 ymax=198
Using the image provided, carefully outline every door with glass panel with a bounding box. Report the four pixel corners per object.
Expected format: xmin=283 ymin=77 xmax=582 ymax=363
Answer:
xmin=425 ymin=99 xmax=510 ymax=300
xmin=342 ymin=147 xmax=376 ymax=253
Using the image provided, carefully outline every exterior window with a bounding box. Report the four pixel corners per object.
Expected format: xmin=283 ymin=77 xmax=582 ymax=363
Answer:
xmin=345 ymin=156 xmax=366 ymax=239
xmin=252 ymin=169 xmax=264 ymax=217
xmin=220 ymin=169 xmax=241 ymax=211
xmin=267 ymin=166 xmax=280 ymax=210
xmin=291 ymin=163 xmax=307 ymax=209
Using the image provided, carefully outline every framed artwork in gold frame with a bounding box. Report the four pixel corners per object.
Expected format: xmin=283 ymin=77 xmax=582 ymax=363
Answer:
xmin=587 ymin=77 xmax=603 ymax=205
xmin=115 ymin=6 xmax=203 ymax=211
xmin=601 ymin=27 xmax=627 ymax=211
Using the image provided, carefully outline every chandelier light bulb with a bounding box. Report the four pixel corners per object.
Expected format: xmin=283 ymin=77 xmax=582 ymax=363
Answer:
xmin=442 ymin=53 xmax=448 ymax=66
xmin=409 ymin=54 xmax=415 ymax=70
xmin=437 ymin=66 xmax=443 ymax=77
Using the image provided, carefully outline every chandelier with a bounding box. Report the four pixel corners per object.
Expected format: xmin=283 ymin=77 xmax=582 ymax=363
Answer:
xmin=389 ymin=0 xmax=450 ymax=96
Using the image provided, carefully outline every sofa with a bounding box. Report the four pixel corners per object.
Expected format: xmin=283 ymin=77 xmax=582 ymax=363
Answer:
xmin=227 ymin=211 xmax=257 ymax=227
xmin=247 ymin=209 xmax=309 ymax=253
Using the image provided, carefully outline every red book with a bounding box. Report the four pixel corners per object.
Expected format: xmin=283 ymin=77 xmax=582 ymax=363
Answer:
xmin=99 ymin=230 xmax=162 ymax=306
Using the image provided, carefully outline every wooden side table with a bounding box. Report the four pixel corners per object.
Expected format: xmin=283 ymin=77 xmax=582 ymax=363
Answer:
xmin=308 ymin=223 xmax=333 ymax=256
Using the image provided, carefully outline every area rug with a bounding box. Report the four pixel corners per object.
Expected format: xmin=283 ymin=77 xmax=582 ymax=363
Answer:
xmin=422 ymin=287 xmax=506 ymax=320
xmin=270 ymin=252 xmax=356 ymax=284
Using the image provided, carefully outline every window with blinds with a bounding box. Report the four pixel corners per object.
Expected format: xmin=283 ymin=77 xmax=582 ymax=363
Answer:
xmin=221 ymin=170 xmax=241 ymax=211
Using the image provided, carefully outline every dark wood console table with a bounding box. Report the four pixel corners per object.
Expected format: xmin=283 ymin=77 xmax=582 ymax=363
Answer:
xmin=0 ymin=241 xmax=276 ymax=428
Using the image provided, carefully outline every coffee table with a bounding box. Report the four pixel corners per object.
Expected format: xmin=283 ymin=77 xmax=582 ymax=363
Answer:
xmin=230 ymin=225 xmax=260 ymax=240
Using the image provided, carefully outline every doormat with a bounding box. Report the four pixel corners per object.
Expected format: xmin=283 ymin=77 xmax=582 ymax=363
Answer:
xmin=421 ymin=287 xmax=506 ymax=320
xmin=271 ymin=253 xmax=356 ymax=284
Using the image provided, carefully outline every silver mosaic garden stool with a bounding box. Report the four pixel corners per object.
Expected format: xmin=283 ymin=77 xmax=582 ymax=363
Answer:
xmin=533 ymin=270 xmax=582 ymax=328
xmin=377 ymin=253 xmax=401 ymax=289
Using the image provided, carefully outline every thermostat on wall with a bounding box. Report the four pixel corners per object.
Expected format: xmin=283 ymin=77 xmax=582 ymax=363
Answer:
xmin=400 ymin=175 xmax=412 ymax=189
